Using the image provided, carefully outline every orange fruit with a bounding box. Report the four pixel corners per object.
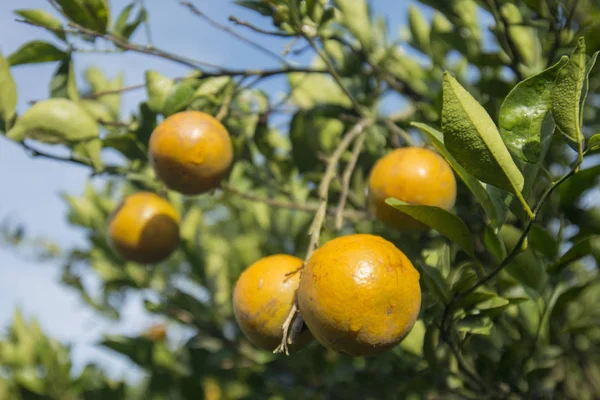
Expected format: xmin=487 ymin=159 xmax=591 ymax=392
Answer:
xmin=297 ymin=234 xmax=421 ymax=356
xmin=367 ymin=147 xmax=457 ymax=231
xmin=108 ymin=192 xmax=180 ymax=264
xmin=233 ymin=255 xmax=313 ymax=351
xmin=148 ymin=111 xmax=233 ymax=195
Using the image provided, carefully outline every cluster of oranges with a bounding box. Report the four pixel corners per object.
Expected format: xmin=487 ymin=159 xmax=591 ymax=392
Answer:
xmin=106 ymin=110 xmax=457 ymax=356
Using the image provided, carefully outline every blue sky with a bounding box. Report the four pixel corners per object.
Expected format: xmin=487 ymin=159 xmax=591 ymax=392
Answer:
xmin=0 ymin=0 xmax=415 ymax=381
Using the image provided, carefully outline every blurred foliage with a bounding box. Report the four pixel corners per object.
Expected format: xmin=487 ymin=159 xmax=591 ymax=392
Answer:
xmin=1 ymin=0 xmax=600 ymax=399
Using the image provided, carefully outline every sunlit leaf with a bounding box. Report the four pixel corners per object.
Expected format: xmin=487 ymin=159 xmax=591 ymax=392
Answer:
xmin=7 ymin=41 xmax=66 ymax=66
xmin=14 ymin=9 xmax=66 ymax=41
xmin=386 ymin=198 xmax=474 ymax=256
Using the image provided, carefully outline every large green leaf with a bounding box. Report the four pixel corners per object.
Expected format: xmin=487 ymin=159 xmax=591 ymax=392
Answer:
xmin=145 ymin=70 xmax=174 ymax=113
xmin=548 ymin=235 xmax=600 ymax=275
xmin=499 ymin=56 xmax=568 ymax=163
xmin=408 ymin=5 xmax=430 ymax=54
xmin=500 ymin=3 xmax=542 ymax=70
xmin=442 ymin=72 xmax=525 ymax=196
xmin=0 ymin=51 xmax=17 ymax=125
xmin=6 ymin=98 xmax=99 ymax=144
xmin=412 ymin=122 xmax=505 ymax=227
xmin=7 ymin=41 xmax=66 ymax=66
xmin=386 ymin=198 xmax=475 ymax=256
xmin=14 ymin=9 xmax=66 ymax=41
xmin=499 ymin=225 xmax=547 ymax=293
xmin=551 ymin=37 xmax=597 ymax=153
xmin=73 ymin=138 xmax=103 ymax=172
xmin=54 ymin=0 xmax=110 ymax=33
xmin=163 ymin=80 xmax=197 ymax=116
xmin=50 ymin=57 xmax=79 ymax=100
xmin=333 ymin=0 xmax=373 ymax=51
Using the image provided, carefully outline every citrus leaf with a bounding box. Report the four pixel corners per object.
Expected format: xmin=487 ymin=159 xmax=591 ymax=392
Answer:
xmin=499 ymin=225 xmax=547 ymax=293
xmin=408 ymin=5 xmax=430 ymax=54
xmin=0 ymin=51 xmax=17 ymax=124
xmin=193 ymin=77 xmax=231 ymax=98
xmin=386 ymin=198 xmax=474 ymax=256
xmin=145 ymin=70 xmax=174 ymax=113
xmin=412 ymin=122 xmax=505 ymax=227
xmin=111 ymin=4 xmax=144 ymax=40
xmin=50 ymin=57 xmax=79 ymax=100
xmin=483 ymin=224 xmax=506 ymax=261
xmin=14 ymin=9 xmax=66 ymax=41
xmin=73 ymin=138 xmax=103 ymax=171
xmin=6 ymin=98 xmax=99 ymax=144
xmin=333 ymin=0 xmax=373 ymax=50
xmin=85 ymin=67 xmax=122 ymax=117
xmin=442 ymin=72 xmax=524 ymax=195
xmin=456 ymin=315 xmax=493 ymax=335
xmin=499 ymin=56 xmax=568 ymax=163
xmin=588 ymin=134 xmax=600 ymax=151
xmin=163 ymin=80 xmax=196 ymax=116
xmin=558 ymin=164 xmax=600 ymax=206
xmin=548 ymin=235 xmax=599 ymax=275
xmin=7 ymin=41 xmax=66 ymax=66
xmin=54 ymin=0 xmax=110 ymax=33
xmin=551 ymin=37 xmax=596 ymax=153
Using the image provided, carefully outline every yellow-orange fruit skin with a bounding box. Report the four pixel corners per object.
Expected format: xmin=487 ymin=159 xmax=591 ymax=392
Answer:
xmin=368 ymin=147 xmax=457 ymax=231
xmin=108 ymin=192 xmax=180 ymax=264
xmin=233 ymin=255 xmax=313 ymax=351
xmin=297 ymin=234 xmax=421 ymax=356
xmin=148 ymin=111 xmax=233 ymax=195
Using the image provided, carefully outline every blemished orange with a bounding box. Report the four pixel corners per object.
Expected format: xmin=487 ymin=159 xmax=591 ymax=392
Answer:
xmin=148 ymin=111 xmax=233 ymax=195
xmin=233 ymin=255 xmax=313 ymax=352
xmin=367 ymin=147 xmax=457 ymax=231
xmin=107 ymin=192 xmax=180 ymax=264
xmin=297 ymin=234 xmax=421 ymax=356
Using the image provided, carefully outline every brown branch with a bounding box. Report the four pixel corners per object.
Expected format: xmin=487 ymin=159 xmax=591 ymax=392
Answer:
xmin=274 ymin=118 xmax=372 ymax=355
xmin=383 ymin=119 xmax=417 ymax=147
xmin=228 ymin=16 xmax=296 ymax=38
xmin=335 ymin=131 xmax=367 ymax=229
xmin=180 ymin=1 xmax=292 ymax=66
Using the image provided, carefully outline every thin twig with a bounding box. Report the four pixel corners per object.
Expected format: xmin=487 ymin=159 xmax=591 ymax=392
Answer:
xmin=228 ymin=16 xmax=296 ymax=37
xmin=384 ymin=119 xmax=416 ymax=147
xmin=17 ymin=141 xmax=126 ymax=176
xmin=335 ymin=132 xmax=367 ymax=229
xmin=220 ymin=184 xmax=367 ymax=220
xmin=489 ymin=0 xmax=524 ymax=80
xmin=181 ymin=1 xmax=293 ymax=67
xmin=304 ymin=34 xmax=367 ymax=115
xmin=274 ymin=119 xmax=372 ymax=355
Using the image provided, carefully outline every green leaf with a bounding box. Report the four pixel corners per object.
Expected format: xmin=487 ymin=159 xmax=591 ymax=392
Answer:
xmin=14 ymin=9 xmax=66 ymax=41
xmin=588 ymin=134 xmax=600 ymax=151
xmin=548 ymin=235 xmax=599 ymax=274
xmin=7 ymin=41 xmax=66 ymax=66
xmin=399 ymin=319 xmax=425 ymax=357
xmin=193 ymin=77 xmax=231 ymax=98
xmin=499 ymin=225 xmax=547 ymax=293
xmin=73 ymin=138 xmax=103 ymax=171
xmin=386 ymin=198 xmax=475 ymax=256
xmin=102 ymin=133 xmax=146 ymax=160
xmin=79 ymin=99 xmax=114 ymax=123
xmin=408 ymin=5 xmax=430 ymax=54
xmin=55 ymin=0 xmax=110 ymax=33
xmin=50 ymin=57 xmax=79 ymax=100
xmin=456 ymin=315 xmax=493 ymax=335
xmin=234 ymin=1 xmax=274 ymax=17
xmin=85 ymin=67 xmax=122 ymax=117
xmin=442 ymin=72 xmax=525 ymax=196
xmin=500 ymin=3 xmax=541 ymax=69
xmin=112 ymin=3 xmax=144 ymax=40
xmin=551 ymin=37 xmax=595 ymax=153
xmin=145 ymin=70 xmax=174 ymax=113
xmin=163 ymin=80 xmax=197 ymax=116
xmin=483 ymin=224 xmax=506 ymax=261
xmin=528 ymin=224 xmax=558 ymax=260
xmin=559 ymin=164 xmax=600 ymax=206
xmin=412 ymin=122 xmax=505 ymax=227
xmin=0 ymin=51 xmax=17 ymax=124
xmin=6 ymin=98 xmax=99 ymax=144
xmin=288 ymin=72 xmax=351 ymax=109
xmin=499 ymin=56 xmax=568 ymax=163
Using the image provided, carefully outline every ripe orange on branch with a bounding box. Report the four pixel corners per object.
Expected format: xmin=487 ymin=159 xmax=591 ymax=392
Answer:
xmin=367 ymin=147 xmax=457 ymax=231
xmin=107 ymin=192 xmax=180 ymax=264
xmin=233 ymin=255 xmax=313 ymax=352
xmin=297 ymin=234 xmax=421 ymax=356
xmin=149 ymin=111 xmax=234 ymax=195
